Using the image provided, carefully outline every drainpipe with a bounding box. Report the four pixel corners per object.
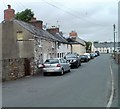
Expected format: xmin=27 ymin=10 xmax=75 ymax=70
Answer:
xmin=70 ymin=43 xmax=73 ymax=53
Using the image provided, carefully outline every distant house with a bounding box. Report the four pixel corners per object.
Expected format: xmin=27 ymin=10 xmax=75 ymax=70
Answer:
xmin=92 ymin=42 xmax=120 ymax=53
xmin=66 ymin=31 xmax=86 ymax=55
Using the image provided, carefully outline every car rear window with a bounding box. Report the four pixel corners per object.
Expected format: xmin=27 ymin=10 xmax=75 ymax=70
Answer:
xmin=44 ymin=59 xmax=59 ymax=64
xmin=81 ymin=55 xmax=85 ymax=57
xmin=65 ymin=54 xmax=76 ymax=58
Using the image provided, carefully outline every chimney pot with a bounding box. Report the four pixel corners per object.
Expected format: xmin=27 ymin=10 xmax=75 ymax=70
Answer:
xmin=8 ymin=5 xmax=11 ymax=9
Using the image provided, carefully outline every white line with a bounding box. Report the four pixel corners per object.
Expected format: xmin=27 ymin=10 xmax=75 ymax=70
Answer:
xmin=106 ymin=63 xmax=115 ymax=108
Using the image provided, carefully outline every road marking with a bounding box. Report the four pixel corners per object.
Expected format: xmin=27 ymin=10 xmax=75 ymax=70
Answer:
xmin=106 ymin=62 xmax=115 ymax=108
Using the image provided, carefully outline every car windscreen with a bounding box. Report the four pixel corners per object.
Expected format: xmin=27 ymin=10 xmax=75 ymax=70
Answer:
xmin=44 ymin=59 xmax=59 ymax=64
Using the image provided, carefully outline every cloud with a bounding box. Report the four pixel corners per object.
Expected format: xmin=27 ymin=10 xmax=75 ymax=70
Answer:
xmin=0 ymin=0 xmax=118 ymax=42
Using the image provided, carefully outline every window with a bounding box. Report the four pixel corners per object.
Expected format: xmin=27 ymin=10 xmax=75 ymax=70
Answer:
xmin=52 ymin=42 xmax=54 ymax=49
xmin=17 ymin=31 xmax=23 ymax=41
xmin=60 ymin=53 xmax=62 ymax=58
xmin=62 ymin=53 xmax=64 ymax=57
xmin=44 ymin=59 xmax=59 ymax=64
xmin=60 ymin=59 xmax=66 ymax=63
xmin=67 ymin=44 xmax=69 ymax=49
xmin=57 ymin=53 xmax=59 ymax=58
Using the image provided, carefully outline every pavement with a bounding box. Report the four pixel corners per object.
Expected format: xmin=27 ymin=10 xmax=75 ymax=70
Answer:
xmin=108 ymin=56 xmax=118 ymax=108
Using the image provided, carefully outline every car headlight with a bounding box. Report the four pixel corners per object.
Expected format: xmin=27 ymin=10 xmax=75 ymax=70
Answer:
xmin=73 ymin=60 xmax=77 ymax=62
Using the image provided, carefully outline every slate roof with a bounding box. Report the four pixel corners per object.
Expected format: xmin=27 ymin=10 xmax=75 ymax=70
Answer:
xmin=94 ymin=42 xmax=120 ymax=48
xmin=14 ymin=20 xmax=59 ymax=41
xmin=54 ymin=33 xmax=69 ymax=43
xmin=66 ymin=38 xmax=85 ymax=46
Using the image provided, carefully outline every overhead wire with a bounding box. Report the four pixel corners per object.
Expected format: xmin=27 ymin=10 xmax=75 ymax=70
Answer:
xmin=41 ymin=0 xmax=105 ymax=27
xmin=41 ymin=0 xmax=113 ymax=35
xmin=49 ymin=0 xmax=103 ymax=26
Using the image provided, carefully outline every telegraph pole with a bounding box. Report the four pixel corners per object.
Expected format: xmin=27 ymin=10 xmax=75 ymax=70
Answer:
xmin=113 ymin=24 xmax=116 ymax=57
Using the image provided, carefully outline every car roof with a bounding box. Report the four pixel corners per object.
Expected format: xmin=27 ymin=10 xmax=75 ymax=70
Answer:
xmin=46 ymin=58 xmax=64 ymax=60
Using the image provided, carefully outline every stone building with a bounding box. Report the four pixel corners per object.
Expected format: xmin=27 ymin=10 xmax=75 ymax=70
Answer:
xmin=1 ymin=5 xmax=58 ymax=81
xmin=47 ymin=27 xmax=71 ymax=58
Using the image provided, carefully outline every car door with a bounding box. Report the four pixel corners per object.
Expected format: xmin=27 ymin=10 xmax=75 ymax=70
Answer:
xmin=63 ymin=59 xmax=70 ymax=71
xmin=60 ymin=59 xmax=67 ymax=71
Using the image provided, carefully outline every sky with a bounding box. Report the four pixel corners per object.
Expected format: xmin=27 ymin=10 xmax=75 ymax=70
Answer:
xmin=0 ymin=0 xmax=119 ymax=42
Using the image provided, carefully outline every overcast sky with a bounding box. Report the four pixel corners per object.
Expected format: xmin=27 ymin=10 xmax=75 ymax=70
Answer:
xmin=0 ymin=0 xmax=119 ymax=42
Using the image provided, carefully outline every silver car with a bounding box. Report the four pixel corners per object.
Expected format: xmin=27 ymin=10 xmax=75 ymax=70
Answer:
xmin=40 ymin=58 xmax=71 ymax=76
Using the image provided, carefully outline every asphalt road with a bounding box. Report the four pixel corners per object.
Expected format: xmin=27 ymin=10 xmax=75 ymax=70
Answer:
xmin=2 ymin=54 xmax=117 ymax=107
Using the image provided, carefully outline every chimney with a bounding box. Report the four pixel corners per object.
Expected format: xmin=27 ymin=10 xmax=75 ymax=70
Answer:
xmin=69 ymin=31 xmax=77 ymax=39
xmin=46 ymin=26 xmax=59 ymax=35
xmin=29 ymin=17 xmax=43 ymax=29
xmin=4 ymin=5 xmax=15 ymax=21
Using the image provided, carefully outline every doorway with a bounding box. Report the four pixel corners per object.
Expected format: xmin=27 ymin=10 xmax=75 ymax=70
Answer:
xmin=24 ymin=58 xmax=31 ymax=76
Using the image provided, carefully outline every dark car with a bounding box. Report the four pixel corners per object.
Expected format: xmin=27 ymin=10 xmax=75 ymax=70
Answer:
xmin=90 ymin=53 xmax=95 ymax=59
xmin=80 ymin=55 xmax=89 ymax=62
xmin=64 ymin=53 xmax=81 ymax=68
xmin=95 ymin=51 xmax=100 ymax=56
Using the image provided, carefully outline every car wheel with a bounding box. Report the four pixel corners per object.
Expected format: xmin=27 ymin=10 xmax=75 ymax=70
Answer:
xmin=60 ymin=69 xmax=64 ymax=75
xmin=79 ymin=62 xmax=81 ymax=66
xmin=68 ymin=69 xmax=70 ymax=72
xmin=76 ymin=63 xmax=79 ymax=68
xmin=43 ymin=72 xmax=47 ymax=76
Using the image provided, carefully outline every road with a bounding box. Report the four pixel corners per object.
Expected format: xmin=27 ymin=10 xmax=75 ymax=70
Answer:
xmin=2 ymin=54 xmax=118 ymax=107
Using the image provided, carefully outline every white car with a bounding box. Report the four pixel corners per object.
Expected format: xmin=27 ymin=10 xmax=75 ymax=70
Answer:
xmin=84 ymin=53 xmax=91 ymax=60
xmin=38 ymin=58 xmax=71 ymax=76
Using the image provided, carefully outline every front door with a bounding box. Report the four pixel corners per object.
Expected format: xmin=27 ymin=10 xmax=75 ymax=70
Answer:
xmin=24 ymin=58 xmax=31 ymax=76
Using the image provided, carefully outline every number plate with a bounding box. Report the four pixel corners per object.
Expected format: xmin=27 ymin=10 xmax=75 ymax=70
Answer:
xmin=47 ymin=69 xmax=54 ymax=72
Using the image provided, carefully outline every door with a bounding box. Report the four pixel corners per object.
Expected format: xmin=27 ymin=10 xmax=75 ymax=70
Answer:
xmin=24 ymin=58 xmax=31 ymax=76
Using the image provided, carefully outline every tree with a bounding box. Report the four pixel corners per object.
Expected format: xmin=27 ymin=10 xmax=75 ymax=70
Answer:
xmin=15 ymin=9 xmax=34 ymax=22
xmin=85 ymin=41 xmax=92 ymax=53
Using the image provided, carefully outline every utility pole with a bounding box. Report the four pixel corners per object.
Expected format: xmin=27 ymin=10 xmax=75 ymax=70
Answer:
xmin=113 ymin=24 xmax=116 ymax=57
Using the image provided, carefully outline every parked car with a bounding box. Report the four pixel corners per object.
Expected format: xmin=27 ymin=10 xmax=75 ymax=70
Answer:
xmin=90 ymin=53 xmax=95 ymax=59
xmin=80 ymin=55 xmax=89 ymax=62
xmin=84 ymin=53 xmax=91 ymax=60
xmin=38 ymin=58 xmax=71 ymax=76
xmin=94 ymin=52 xmax=98 ymax=57
xmin=73 ymin=53 xmax=82 ymax=65
xmin=95 ymin=51 xmax=100 ymax=56
xmin=64 ymin=53 xmax=81 ymax=68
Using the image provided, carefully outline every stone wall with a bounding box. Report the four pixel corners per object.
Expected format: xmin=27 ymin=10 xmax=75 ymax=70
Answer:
xmin=2 ymin=58 xmax=35 ymax=81
xmin=2 ymin=58 xmax=25 ymax=81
